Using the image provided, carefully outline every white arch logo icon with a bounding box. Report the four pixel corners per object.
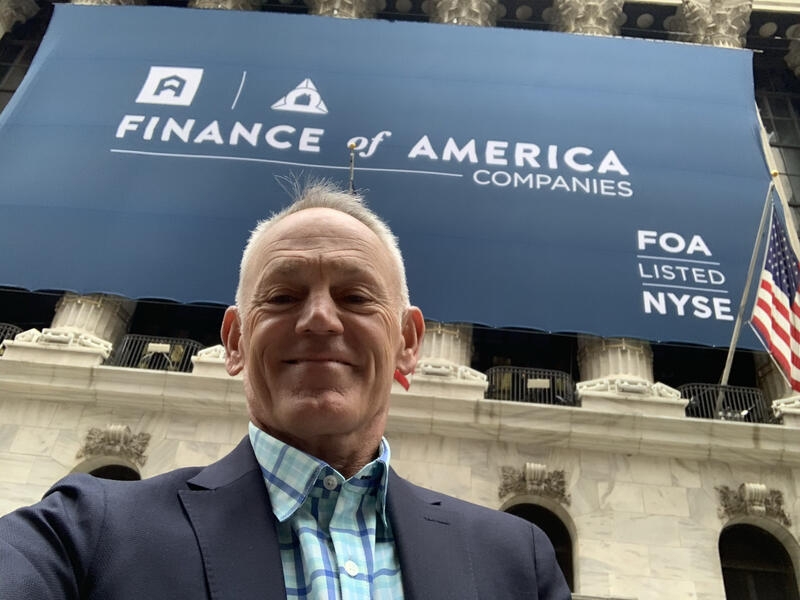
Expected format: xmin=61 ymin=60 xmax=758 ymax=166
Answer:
xmin=271 ymin=79 xmax=328 ymax=115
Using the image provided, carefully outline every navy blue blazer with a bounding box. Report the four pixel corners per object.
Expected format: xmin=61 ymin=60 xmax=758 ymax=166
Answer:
xmin=0 ymin=438 xmax=571 ymax=599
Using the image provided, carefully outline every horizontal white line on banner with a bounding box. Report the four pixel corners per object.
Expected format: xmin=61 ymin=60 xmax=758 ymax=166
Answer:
xmin=636 ymin=255 xmax=721 ymax=266
xmin=641 ymin=282 xmax=729 ymax=294
xmin=109 ymin=149 xmax=463 ymax=178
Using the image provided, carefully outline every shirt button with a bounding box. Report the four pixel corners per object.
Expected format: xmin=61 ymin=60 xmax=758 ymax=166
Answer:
xmin=323 ymin=475 xmax=338 ymax=490
xmin=344 ymin=560 xmax=359 ymax=577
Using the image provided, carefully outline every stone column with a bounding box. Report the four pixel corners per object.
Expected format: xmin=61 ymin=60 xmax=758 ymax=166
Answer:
xmin=0 ymin=0 xmax=39 ymax=40
xmin=420 ymin=320 xmax=472 ymax=366
xmin=577 ymin=336 xmax=653 ymax=384
xmin=786 ymin=41 xmax=800 ymax=78
xmin=784 ymin=26 xmax=800 ymax=81
xmin=755 ymin=352 xmax=790 ymax=404
xmin=669 ymin=0 xmax=751 ymax=48
xmin=1 ymin=293 xmax=135 ymax=367
xmin=49 ymin=293 xmax=135 ymax=349
xmin=305 ymin=0 xmax=379 ymax=19
xmin=410 ymin=321 xmax=486 ymax=398
xmin=429 ymin=0 xmax=498 ymax=27
xmin=545 ymin=0 xmax=625 ymax=36
xmin=542 ymin=0 xmax=681 ymax=416
xmin=757 ymin=352 xmax=800 ymax=427
xmin=422 ymin=0 xmax=495 ymax=383
xmin=576 ymin=336 xmax=685 ymax=417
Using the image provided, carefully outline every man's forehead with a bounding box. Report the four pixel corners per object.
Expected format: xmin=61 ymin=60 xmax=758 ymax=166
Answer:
xmin=260 ymin=254 xmax=381 ymax=279
xmin=246 ymin=208 xmax=394 ymax=274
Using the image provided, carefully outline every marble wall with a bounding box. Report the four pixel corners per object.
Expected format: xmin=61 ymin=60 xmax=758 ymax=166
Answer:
xmin=386 ymin=431 xmax=800 ymax=600
xmin=0 ymin=396 xmax=248 ymax=515
xmin=3 ymin=388 xmax=800 ymax=600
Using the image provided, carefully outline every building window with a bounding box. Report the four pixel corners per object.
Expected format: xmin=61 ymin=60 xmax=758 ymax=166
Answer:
xmin=719 ymin=524 xmax=799 ymax=600
xmin=504 ymin=503 xmax=574 ymax=591
xmin=755 ymin=51 xmax=800 ymax=219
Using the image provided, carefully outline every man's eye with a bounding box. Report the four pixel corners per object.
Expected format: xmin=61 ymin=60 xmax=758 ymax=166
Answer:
xmin=267 ymin=294 xmax=296 ymax=304
xmin=343 ymin=294 xmax=369 ymax=304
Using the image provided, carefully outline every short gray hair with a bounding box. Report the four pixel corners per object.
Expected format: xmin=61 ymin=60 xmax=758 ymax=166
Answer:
xmin=235 ymin=180 xmax=409 ymax=311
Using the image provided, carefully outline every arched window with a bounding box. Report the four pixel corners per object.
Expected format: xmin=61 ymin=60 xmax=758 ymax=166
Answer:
xmin=505 ymin=503 xmax=574 ymax=591
xmin=720 ymin=524 xmax=799 ymax=600
xmin=88 ymin=464 xmax=141 ymax=481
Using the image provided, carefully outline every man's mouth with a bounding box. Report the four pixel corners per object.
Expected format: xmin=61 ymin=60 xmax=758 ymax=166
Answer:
xmin=285 ymin=358 xmax=350 ymax=365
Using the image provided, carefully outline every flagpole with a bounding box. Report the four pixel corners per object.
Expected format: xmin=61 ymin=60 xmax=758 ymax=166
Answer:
xmin=716 ymin=178 xmax=776 ymax=416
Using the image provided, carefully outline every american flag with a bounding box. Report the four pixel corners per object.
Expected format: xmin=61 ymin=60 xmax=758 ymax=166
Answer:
xmin=751 ymin=207 xmax=800 ymax=391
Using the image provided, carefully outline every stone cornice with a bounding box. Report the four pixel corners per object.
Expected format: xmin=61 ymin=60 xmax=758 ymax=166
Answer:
xmin=388 ymin=392 xmax=800 ymax=467
xmin=1 ymin=357 xmax=799 ymax=466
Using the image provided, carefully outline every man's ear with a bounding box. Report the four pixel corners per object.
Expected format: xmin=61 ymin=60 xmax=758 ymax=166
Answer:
xmin=396 ymin=307 xmax=425 ymax=375
xmin=221 ymin=306 xmax=245 ymax=376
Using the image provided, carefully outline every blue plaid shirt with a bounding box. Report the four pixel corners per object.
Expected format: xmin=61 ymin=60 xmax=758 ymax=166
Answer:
xmin=248 ymin=423 xmax=404 ymax=599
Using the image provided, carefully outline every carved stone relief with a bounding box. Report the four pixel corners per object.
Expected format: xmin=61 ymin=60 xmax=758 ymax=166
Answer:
xmin=76 ymin=424 xmax=151 ymax=467
xmin=499 ymin=462 xmax=571 ymax=505
xmin=716 ymin=483 xmax=791 ymax=527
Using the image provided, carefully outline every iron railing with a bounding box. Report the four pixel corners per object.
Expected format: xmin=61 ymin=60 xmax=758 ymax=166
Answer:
xmin=106 ymin=334 xmax=203 ymax=373
xmin=0 ymin=323 xmax=22 ymax=356
xmin=0 ymin=323 xmax=22 ymax=343
xmin=485 ymin=366 xmax=578 ymax=406
xmin=679 ymin=383 xmax=777 ymax=424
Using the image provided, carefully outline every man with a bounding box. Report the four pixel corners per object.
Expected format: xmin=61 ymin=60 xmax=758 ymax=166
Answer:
xmin=0 ymin=182 xmax=571 ymax=599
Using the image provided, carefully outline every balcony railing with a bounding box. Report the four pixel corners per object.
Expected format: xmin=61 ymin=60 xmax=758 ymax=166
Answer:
xmin=679 ymin=383 xmax=778 ymax=424
xmin=485 ymin=366 xmax=578 ymax=406
xmin=106 ymin=334 xmax=203 ymax=373
xmin=0 ymin=323 xmax=21 ymax=343
xmin=0 ymin=322 xmax=21 ymax=356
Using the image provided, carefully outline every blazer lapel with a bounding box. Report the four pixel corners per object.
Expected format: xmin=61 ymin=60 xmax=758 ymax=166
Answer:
xmin=387 ymin=471 xmax=478 ymax=600
xmin=178 ymin=438 xmax=287 ymax=600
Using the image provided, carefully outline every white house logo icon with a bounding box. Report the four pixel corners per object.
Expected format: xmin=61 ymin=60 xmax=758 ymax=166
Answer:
xmin=271 ymin=79 xmax=328 ymax=115
xmin=135 ymin=66 xmax=204 ymax=106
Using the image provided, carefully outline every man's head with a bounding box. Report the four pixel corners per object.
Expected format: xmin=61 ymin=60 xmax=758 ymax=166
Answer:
xmin=221 ymin=182 xmax=424 ymax=474
xmin=235 ymin=181 xmax=410 ymax=314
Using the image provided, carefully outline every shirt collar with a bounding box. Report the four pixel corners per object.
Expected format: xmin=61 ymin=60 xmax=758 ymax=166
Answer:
xmin=248 ymin=422 xmax=391 ymax=525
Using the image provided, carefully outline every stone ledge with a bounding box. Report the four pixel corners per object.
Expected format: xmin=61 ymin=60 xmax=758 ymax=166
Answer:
xmin=1 ymin=360 xmax=800 ymax=467
xmin=1 ymin=340 xmax=107 ymax=367
xmin=387 ymin=396 xmax=800 ymax=467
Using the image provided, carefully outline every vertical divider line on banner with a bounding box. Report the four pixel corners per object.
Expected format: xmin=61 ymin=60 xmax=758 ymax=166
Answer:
xmin=716 ymin=178 xmax=776 ymax=417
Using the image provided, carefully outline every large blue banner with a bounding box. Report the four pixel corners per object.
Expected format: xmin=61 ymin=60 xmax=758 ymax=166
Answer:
xmin=0 ymin=5 xmax=772 ymax=347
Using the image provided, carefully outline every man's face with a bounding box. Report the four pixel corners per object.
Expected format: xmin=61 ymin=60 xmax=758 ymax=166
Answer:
xmin=222 ymin=208 xmax=422 ymax=452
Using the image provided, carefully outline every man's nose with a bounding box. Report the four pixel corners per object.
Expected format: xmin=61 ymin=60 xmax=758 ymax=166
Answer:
xmin=296 ymin=290 xmax=344 ymax=334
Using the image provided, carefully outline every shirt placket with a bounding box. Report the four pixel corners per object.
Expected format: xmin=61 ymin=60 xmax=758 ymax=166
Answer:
xmin=330 ymin=481 xmax=376 ymax=600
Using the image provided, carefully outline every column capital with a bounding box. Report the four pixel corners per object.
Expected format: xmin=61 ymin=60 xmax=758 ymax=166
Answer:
xmin=785 ymin=39 xmax=800 ymax=78
xmin=304 ymin=0 xmax=380 ymax=19
xmin=0 ymin=0 xmax=39 ymax=40
xmin=429 ymin=0 xmax=498 ymax=27
xmin=673 ymin=0 xmax=751 ymax=48
xmin=546 ymin=0 xmax=624 ymax=36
